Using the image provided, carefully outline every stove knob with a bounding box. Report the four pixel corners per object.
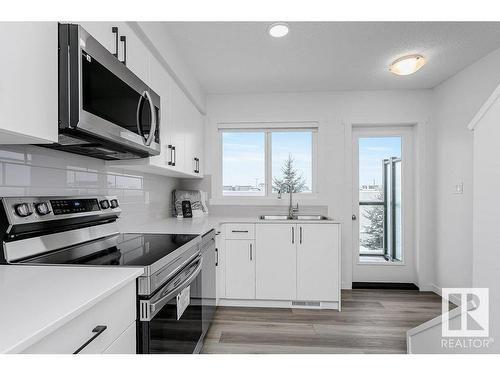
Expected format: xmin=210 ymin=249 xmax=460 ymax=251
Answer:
xmin=100 ymin=199 xmax=110 ymax=209
xmin=14 ymin=203 xmax=33 ymax=217
xmin=35 ymin=202 xmax=51 ymax=216
xmin=110 ymin=199 xmax=119 ymax=209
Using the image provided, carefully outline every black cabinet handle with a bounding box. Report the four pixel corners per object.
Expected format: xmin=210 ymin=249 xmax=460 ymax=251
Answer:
xmin=112 ymin=27 xmax=119 ymax=58
xmin=167 ymin=145 xmax=173 ymax=166
xmin=172 ymin=146 xmax=176 ymax=166
xmin=194 ymin=157 xmax=200 ymax=173
xmin=73 ymin=325 xmax=107 ymax=354
xmin=215 ymin=248 xmax=219 ymax=266
xmin=231 ymin=230 xmax=248 ymax=233
xmin=120 ymin=35 xmax=127 ymax=65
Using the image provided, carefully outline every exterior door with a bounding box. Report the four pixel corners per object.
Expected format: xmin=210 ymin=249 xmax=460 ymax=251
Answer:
xmin=352 ymin=126 xmax=415 ymax=283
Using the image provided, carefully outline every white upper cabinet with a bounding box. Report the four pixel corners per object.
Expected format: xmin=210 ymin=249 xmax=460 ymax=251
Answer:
xmin=255 ymin=224 xmax=297 ymax=300
xmin=78 ymin=22 xmax=149 ymax=83
xmin=0 ymin=22 xmax=58 ymax=144
xmin=297 ymin=224 xmax=340 ymax=301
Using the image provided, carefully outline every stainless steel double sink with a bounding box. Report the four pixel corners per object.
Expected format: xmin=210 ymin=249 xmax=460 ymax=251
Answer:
xmin=259 ymin=215 xmax=330 ymax=221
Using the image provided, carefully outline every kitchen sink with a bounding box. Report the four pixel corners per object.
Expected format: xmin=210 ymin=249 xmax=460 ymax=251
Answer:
xmin=259 ymin=215 xmax=330 ymax=221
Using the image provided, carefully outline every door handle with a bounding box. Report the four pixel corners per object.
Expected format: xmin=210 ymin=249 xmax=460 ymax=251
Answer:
xmin=215 ymin=248 xmax=219 ymax=266
xmin=249 ymin=243 xmax=253 ymax=261
xmin=172 ymin=146 xmax=176 ymax=166
xmin=73 ymin=325 xmax=107 ymax=354
xmin=231 ymin=230 xmax=248 ymax=233
xmin=352 ymin=214 xmax=357 ymax=220
xmin=300 ymin=226 xmax=303 ymax=244
xmin=291 ymin=226 xmax=295 ymax=244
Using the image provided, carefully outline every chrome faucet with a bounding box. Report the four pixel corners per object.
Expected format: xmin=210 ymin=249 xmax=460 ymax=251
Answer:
xmin=288 ymin=185 xmax=299 ymax=219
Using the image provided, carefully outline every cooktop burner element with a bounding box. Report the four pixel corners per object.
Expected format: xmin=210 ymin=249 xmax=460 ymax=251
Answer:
xmin=22 ymin=233 xmax=198 ymax=267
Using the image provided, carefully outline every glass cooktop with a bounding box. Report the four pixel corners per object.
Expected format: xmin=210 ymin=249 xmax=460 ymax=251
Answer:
xmin=21 ymin=233 xmax=198 ymax=267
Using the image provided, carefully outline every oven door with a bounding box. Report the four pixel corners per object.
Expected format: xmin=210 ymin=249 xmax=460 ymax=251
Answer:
xmin=138 ymin=255 xmax=203 ymax=354
xmin=59 ymin=24 xmax=160 ymax=157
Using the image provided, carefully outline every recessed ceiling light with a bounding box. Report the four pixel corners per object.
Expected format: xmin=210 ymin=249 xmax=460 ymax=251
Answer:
xmin=389 ymin=54 xmax=426 ymax=76
xmin=268 ymin=22 xmax=289 ymax=38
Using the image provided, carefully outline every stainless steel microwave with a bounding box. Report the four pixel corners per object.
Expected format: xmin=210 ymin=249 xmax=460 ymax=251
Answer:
xmin=50 ymin=23 xmax=161 ymax=160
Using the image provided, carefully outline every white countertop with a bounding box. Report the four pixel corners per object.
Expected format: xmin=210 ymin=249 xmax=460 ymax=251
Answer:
xmin=119 ymin=215 xmax=341 ymax=235
xmin=0 ymin=265 xmax=143 ymax=354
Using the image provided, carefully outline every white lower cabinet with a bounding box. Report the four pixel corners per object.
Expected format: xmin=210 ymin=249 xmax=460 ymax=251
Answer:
xmin=222 ymin=222 xmax=341 ymax=309
xmin=22 ymin=282 xmax=136 ymax=354
xmin=102 ymin=322 xmax=136 ymax=354
xmin=225 ymin=239 xmax=255 ymax=299
xmin=256 ymin=224 xmax=297 ymax=300
xmin=297 ymin=224 xmax=340 ymax=301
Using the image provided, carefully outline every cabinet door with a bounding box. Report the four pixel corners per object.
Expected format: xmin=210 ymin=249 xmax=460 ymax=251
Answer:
xmin=225 ymin=240 xmax=255 ymax=299
xmin=215 ymin=230 xmax=226 ymax=299
xmin=0 ymin=22 xmax=58 ymax=144
xmin=297 ymin=224 xmax=340 ymax=301
xmin=184 ymin=101 xmax=204 ymax=176
xmin=169 ymin=83 xmax=188 ymax=172
xmin=149 ymin=56 xmax=173 ymax=168
xmin=118 ymin=23 xmax=149 ymax=83
xmin=255 ymin=224 xmax=297 ymax=300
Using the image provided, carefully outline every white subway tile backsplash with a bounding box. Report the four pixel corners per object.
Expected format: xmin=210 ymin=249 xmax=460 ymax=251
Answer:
xmin=0 ymin=145 xmax=180 ymax=224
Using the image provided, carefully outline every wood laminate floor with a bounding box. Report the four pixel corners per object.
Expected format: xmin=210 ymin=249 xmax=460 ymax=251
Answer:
xmin=201 ymin=289 xmax=445 ymax=354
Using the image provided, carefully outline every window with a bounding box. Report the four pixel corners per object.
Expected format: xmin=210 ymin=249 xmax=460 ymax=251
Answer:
xmin=222 ymin=132 xmax=265 ymax=197
xmin=357 ymin=136 xmax=403 ymax=262
xmin=221 ymin=128 xmax=316 ymax=197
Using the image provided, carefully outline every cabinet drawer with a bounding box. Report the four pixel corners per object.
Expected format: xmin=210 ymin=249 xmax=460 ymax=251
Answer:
xmin=226 ymin=223 xmax=255 ymax=239
xmin=103 ymin=322 xmax=136 ymax=354
xmin=23 ymin=282 xmax=136 ymax=354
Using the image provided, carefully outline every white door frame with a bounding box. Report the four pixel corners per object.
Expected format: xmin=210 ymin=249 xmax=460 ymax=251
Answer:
xmin=343 ymin=120 xmax=429 ymax=288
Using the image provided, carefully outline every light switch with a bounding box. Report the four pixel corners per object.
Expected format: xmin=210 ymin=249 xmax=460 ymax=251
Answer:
xmin=454 ymin=182 xmax=464 ymax=195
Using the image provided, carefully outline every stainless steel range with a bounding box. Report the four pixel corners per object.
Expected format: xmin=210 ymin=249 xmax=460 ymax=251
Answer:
xmin=0 ymin=196 xmax=216 ymax=354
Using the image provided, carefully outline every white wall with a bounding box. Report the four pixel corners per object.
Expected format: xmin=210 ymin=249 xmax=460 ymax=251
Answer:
xmin=471 ymin=86 xmax=500 ymax=353
xmin=429 ymin=47 xmax=500 ymax=291
xmin=205 ymin=90 xmax=432 ymax=288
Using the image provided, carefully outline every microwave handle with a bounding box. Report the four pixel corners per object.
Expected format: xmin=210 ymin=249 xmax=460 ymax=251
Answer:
xmin=145 ymin=257 xmax=202 ymax=320
xmin=136 ymin=90 xmax=158 ymax=147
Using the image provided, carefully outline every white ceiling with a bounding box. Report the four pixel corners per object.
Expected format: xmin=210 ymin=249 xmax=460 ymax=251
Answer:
xmin=165 ymin=22 xmax=500 ymax=94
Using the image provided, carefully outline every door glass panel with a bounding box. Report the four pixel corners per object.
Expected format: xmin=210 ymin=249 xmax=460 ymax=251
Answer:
xmin=358 ymin=137 xmax=402 ymax=263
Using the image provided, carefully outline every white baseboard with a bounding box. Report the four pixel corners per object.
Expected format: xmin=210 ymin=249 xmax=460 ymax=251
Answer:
xmin=341 ymin=282 xmax=352 ymax=290
xmin=430 ymin=284 xmax=462 ymax=306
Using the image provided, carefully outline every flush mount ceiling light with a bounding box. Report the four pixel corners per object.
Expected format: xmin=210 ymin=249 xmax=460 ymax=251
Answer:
xmin=389 ymin=54 xmax=426 ymax=76
xmin=268 ymin=22 xmax=289 ymax=38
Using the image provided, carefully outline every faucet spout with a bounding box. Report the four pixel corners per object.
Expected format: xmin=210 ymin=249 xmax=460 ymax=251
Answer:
xmin=288 ymin=184 xmax=299 ymax=219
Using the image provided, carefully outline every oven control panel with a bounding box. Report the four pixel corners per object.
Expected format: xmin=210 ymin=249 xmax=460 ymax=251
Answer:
xmin=0 ymin=196 xmax=121 ymax=225
xmin=50 ymin=198 xmax=101 ymax=215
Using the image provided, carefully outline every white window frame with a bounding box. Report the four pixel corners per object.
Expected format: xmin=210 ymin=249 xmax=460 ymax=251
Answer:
xmin=217 ymin=122 xmax=319 ymax=201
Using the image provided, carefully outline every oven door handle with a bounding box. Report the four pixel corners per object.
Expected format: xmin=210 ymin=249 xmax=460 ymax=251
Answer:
xmin=143 ymin=256 xmax=203 ymax=321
